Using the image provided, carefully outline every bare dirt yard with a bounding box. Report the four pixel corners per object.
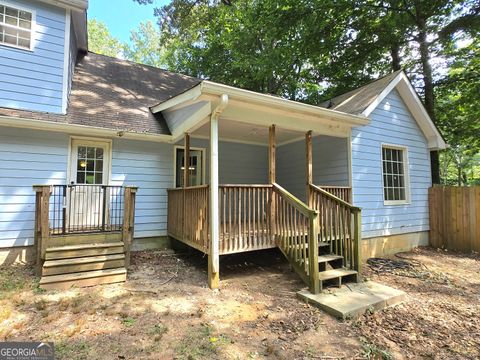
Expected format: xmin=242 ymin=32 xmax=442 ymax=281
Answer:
xmin=0 ymin=246 xmax=479 ymax=359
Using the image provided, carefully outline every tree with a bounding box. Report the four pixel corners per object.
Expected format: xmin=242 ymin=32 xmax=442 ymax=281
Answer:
xmin=87 ymin=19 xmax=124 ymax=57
xmin=435 ymin=38 xmax=480 ymax=185
xmin=123 ymin=21 xmax=166 ymax=68
xmin=134 ymin=0 xmax=480 ymax=183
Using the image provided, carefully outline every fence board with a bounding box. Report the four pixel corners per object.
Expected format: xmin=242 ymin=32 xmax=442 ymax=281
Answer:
xmin=429 ymin=186 xmax=479 ymax=252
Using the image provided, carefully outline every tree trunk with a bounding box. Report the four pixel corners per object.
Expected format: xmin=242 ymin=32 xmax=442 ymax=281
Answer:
xmin=414 ymin=3 xmax=440 ymax=184
xmin=390 ymin=44 xmax=402 ymax=71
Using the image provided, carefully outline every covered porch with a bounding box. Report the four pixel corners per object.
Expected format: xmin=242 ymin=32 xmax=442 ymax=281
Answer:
xmin=161 ymin=82 xmax=367 ymax=292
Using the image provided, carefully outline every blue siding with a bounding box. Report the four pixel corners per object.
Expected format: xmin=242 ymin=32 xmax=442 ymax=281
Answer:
xmin=0 ymin=126 xmax=69 ymax=247
xmin=111 ymin=139 xmax=174 ymax=239
xmin=351 ymin=89 xmax=431 ymax=238
xmin=177 ymin=138 xmax=269 ymax=184
xmin=0 ymin=0 xmax=66 ymax=113
xmin=277 ymin=135 xmax=350 ymax=201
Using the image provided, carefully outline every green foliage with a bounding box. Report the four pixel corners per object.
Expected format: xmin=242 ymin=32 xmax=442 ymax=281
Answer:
xmin=130 ymin=0 xmax=480 ymax=180
xmin=123 ymin=21 xmax=166 ymax=68
xmin=87 ymin=19 xmax=124 ymax=57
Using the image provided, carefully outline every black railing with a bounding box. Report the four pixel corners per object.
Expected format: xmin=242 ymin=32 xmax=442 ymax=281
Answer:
xmin=50 ymin=185 xmax=124 ymax=235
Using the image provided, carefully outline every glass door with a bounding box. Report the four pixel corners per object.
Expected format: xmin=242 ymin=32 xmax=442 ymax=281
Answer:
xmin=175 ymin=148 xmax=204 ymax=187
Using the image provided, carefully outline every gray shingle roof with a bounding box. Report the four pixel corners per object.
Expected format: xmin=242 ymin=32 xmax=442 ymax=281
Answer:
xmin=320 ymin=70 xmax=403 ymax=115
xmin=0 ymin=52 xmax=202 ymax=135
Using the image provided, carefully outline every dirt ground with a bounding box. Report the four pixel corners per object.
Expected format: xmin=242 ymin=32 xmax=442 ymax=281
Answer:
xmin=0 ymin=246 xmax=478 ymax=359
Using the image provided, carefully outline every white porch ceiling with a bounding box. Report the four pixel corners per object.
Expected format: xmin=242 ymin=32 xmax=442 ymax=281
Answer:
xmin=192 ymin=118 xmax=306 ymax=146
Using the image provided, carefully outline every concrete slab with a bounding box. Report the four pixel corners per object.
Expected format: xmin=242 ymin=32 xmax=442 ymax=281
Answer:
xmin=297 ymin=281 xmax=406 ymax=320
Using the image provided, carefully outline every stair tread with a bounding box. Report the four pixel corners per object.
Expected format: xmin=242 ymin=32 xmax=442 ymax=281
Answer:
xmin=318 ymin=268 xmax=357 ymax=281
xmin=43 ymin=254 xmax=125 ymax=267
xmin=40 ymin=268 xmax=126 ymax=284
xmin=290 ymin=241 xmax=329 ymax=250
xmin=47 ymin=241 xmax=124 ymax=252
xmin=317 ymin=254 xmax=343 ymax=263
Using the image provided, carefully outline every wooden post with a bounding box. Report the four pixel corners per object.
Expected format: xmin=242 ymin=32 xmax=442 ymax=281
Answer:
xmin=353 ymin=209 xmax=362 ymax=281
xmin=269 ymin=125 xmax=276 ymax=184
xmin=306 ymin=130 xmax=313 ymax=206
xmin=122 ymin=186 xmax=138 ymax=268
xmin=268 ymin=125 xmax=276 ymax=238
xmin=308 ymin=210 xmax=320 ymax=294
xmin=32 ymin=186 xmax=51 ymax=276
xmin=209 ymin=115 xmax=220 ymax=289
xmin=184 ymin=133 xmax=190 ymax=188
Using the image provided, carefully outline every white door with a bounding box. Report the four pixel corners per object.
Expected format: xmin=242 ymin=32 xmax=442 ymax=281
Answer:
xmin=68 ymin=139 xmax=111 ymax=231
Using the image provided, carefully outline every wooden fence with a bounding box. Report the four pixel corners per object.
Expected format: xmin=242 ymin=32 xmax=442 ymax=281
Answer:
xmin=429 ymin=186 xmax=480 ymax=252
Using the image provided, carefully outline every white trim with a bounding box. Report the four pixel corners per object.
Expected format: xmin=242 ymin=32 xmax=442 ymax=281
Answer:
xmin=362 ymin=72 xmax=446 ymax=150
xmin=190 ymin=133 xmax=269 ymax=147
xmin=61 ymin=8 xmax=71 ymax=114
xmin=151 ymin=85 xmax=202 ymax=113
xmin=381 ymin=143 xmax=411 ymax=206
xmin=201 ymin=81 xmax=369 ymax=126
xmin=173 ymin=145 xmax=206 ymax=188
xmin=0 ymin=115 xmax=173 ymax=143
xmin=0 ymin=1 xmax=36 ymax=52
xmin=67 ymin=136 xmax=112 ymax=185
xmin=36 ymin=0 xmax=88 ymax=11
xmin=167 ymin=101 xmax=212 ymax=141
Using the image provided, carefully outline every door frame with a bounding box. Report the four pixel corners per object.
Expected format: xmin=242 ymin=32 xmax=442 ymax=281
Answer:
xmin=67 ymin=136 xmax=113 ymax=185
xmin=173 ymin=145 xmax=206 ymax=188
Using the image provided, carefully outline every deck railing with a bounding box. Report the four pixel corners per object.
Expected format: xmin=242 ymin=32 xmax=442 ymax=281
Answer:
xmin=33 ymin=185 xmax=138 ymax=272
xmin=319 ymin=185 xmax=352 ymax=203
xmin=167 ymin=185 xmax=210 ymax=252
xmin=273 ymin=183 xmax=320 ymax=293
xmin=49 ymin=184 xmax=124 ymax=235
xmin=219 ymin=184 xmax=274 ymax=254
xmin=309 ymin=183 xmax=361 ymax=273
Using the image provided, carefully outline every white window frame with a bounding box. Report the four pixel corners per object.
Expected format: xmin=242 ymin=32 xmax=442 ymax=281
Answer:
xmin=67 ymin=137 xmax=112 ymax=185
xmin=381 ymin=143 xmax=410 ymax=206
xmin=173 ymin=145 xmax=206 ymax=188
xmin=0 ymin=1 xmax=35 ymax=51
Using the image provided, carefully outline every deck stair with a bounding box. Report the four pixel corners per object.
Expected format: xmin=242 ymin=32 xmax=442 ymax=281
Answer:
xmin=39 ymin=240 xmax=127 ymax=290
xmin=273 ymin=182 xmax=361 ymax=294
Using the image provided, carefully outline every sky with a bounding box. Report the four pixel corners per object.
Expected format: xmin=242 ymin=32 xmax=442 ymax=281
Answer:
xmin=88 ymin=0 xmax=169 ymax=43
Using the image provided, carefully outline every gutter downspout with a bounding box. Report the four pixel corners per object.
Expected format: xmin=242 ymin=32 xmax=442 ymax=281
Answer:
xmin=209 ymin=94 xmax=228 ymax=289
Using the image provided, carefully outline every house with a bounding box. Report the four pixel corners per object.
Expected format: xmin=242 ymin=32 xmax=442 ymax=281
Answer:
xmin=0 ymin=0 xmax=446 ymax=291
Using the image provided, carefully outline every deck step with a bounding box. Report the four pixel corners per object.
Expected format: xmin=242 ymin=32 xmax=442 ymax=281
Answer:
xmin=39 ymin=268 xmax=127 ymax=290
xmin=318 ymin=268 xmax=357 ymax=281
xmin=42 ymin=254 xmax=125 ymax=276
xmin=45 ymin=242 xmax=124 ymax=260
xmin=317 ymin=254 xmax=343 ymax=263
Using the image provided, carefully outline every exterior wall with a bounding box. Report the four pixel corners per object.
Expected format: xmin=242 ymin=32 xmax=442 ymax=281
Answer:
xmin=0 ymin=126 xmax=69 ymax=248
xmin=0 ymin=0 xmax=66 ymax=113
xmin=351 ymin=89 xmax=431 ymax=239
xmin=110 ymin=138 xmax=174 ymax=239
xmin=277 ymin=135 xmax=350 ymax=201
xmin=178 ymin=138 xmax=269 ymax=184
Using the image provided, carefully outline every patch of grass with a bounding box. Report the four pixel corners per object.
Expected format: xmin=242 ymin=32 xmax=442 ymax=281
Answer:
xmin=122 ymin=317 xmax=135 ymax=327
xmin=0 ymin=267 xmax=27 ymax=299
xmin=149 ymin=323 xmax=168 ymax=342
xmin=175 ymin=324 xmax=228 ymax=359
xmin=56 ymin=340 xmax=90 ymax=360
xmin=34 ymin=298 xmax=48 ymax=311
xmin=362 ymin=341 xmax=393 ymax=360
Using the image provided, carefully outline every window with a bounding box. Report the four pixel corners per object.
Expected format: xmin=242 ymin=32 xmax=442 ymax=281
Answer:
xmin=175 ymin=147 xmax=205 ymax=187
xmin=70 ymin=139 xmax=111 ymax=185
xmin=0 ymin=4 xmax=33 ymax=50
xmin=382 ymin=145 xmax=409 ymax=204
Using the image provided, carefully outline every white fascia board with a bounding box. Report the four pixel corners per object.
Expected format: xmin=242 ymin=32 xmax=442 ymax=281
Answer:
xmin=201 ymin=81 xmax=370 ymax=127
xmin=0 ymin=116 xmax=173 ymax=143
xmin=37 ymin=0 xmax=88 ymax=11
xmin=150 ymin=85 xmax=202 ymax=113
xmin=362 ymin=72 xmax=446 ymax=150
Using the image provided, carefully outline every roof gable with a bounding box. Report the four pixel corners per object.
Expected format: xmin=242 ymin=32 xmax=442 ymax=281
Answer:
xmin=321 ymin=71 xmax=446 ymax=150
